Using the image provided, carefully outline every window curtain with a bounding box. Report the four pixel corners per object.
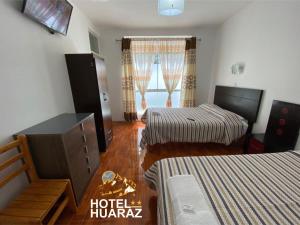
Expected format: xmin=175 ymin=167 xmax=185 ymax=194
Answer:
xmin=131 ymin=40 xmax=156 ymax=110
xmin=158 ymin=39 xmax=186 ymax=107
xmin=121 ymin=38 xmax=137 ymax=121
xmin=180 ymin=37 xmax=197 ymax=107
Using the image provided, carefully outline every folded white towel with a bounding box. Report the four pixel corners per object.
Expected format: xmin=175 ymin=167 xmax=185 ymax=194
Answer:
xmin=167 ymin=175 xmax=219 ymax=225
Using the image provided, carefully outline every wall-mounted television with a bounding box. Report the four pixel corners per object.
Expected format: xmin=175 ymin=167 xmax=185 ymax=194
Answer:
xmin=22 ymin=0 xmax=73 ymax=35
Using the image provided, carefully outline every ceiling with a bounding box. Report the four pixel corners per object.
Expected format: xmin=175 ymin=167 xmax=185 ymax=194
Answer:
xmin=72 ymin=0 xmax=252 ymax=29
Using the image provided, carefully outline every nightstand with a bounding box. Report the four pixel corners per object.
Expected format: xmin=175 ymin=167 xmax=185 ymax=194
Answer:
xmin=247 ymin=133 xmax=265 ymax=154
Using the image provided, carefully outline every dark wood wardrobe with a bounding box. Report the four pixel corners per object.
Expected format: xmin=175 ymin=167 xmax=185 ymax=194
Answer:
xmin=65 ymin=54 xmax=112 ymax=151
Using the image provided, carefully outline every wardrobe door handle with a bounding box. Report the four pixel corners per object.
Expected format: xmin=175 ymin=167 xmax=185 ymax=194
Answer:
xmin=80 ymin=123 xmax=85 ymax=131
xmin=82 ymin=135 xmax=87 ymax=143
xmin=86 ymin=156 xmax=90 ymax=164
xmin=87 ymin=167 xmax=91 ymax=174
xmin=84 ymin=145 xmax=88 ymax=154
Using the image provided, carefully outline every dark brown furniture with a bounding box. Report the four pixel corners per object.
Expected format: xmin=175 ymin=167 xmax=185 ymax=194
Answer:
xmin=264 ymin=100 xmax=300 ymax=152
xmin=16 ymin=113 xmax=100 ymax=205
xmin=214 ymin=86 xmax=264 ymax=134
xmin=214 ymin=86 xmax=264 ymax=152
xmin=65 ymin=53 xmax=113 ymax=152
xmin=247 ymin=133 xmax=265 ymax=154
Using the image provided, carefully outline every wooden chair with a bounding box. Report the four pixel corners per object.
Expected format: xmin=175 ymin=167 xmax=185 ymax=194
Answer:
xmin=0 ymin=135 xmax=77 ymax=225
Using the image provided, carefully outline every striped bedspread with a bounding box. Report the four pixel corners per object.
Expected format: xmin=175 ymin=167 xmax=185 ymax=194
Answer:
xmin=140 ymin=104 xmax=248 ymax=148
xmin=144 ymin=151 xmax=300 ymax=225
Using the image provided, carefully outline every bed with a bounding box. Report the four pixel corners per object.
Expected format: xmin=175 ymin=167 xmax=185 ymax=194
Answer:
xmin=145 ymin=151 xmax=300 ymax=225
xmin=140 ymin=86 xmax=263 ymax=148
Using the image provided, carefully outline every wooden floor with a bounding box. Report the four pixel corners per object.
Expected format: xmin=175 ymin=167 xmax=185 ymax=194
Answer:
xmin=57 ymin=122 xmax=243 ymax=225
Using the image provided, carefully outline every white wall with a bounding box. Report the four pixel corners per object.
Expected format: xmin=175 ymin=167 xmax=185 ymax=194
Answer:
xmin=97 ymin=27 xmax=218 ymax=121
xmin=0 ymin=0 xmax=97 ymax=208
xmin=212 ymin=2 xmax=300 ymax=149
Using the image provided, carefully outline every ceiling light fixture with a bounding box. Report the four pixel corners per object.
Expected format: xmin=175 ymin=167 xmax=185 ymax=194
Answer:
xmin=158 ymin=0 xmax=184 ymax=16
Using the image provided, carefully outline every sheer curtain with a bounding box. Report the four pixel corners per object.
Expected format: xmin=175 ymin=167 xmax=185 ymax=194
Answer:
xmin=158 ymin=39 xmax=186 ymax=107
xmin=180 ymin=37 xmax=197 ymax=107
xmin=123 ymin=37 xmax=193 ymax=114
xmin=131 ymin=40 xmax=156 ymax=110
xmin=121 ymin=38 xmax=137 ymax=121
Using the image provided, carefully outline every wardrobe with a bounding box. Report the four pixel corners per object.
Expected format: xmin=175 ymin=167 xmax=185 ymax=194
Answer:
xmin=65 ymin=54 xmax=112 ymax=151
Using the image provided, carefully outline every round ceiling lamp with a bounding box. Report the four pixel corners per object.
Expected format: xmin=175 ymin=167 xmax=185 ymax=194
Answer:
xmin=158 ymin=0 xmax=184 ymax=16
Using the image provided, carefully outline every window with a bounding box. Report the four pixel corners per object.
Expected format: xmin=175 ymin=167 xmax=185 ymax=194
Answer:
xmin=89 ymin=31 xmax=99 ymax=54
xmin=136 ymin=55 xmax=182 ymax=114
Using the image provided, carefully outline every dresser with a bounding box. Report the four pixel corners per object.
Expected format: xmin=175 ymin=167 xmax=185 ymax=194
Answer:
xmin=15 ymin=113 xmax=100 ymax=205
xmin=65 ymin=53 xmax=113 ymax=152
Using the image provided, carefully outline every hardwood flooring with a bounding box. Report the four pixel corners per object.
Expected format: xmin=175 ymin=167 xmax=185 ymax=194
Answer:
xmin=58 ymin=122 xmax=243 ymax=225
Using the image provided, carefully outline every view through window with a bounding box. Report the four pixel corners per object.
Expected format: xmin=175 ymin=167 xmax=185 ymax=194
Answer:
xmin=136 ymin=55 xmax=182 ymax=114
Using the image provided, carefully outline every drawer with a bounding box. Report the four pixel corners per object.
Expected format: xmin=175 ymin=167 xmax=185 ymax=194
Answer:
xmin=68 ymin=145 xmax=88 ymax=174
xmin=105 ymin=129 xmax=113 ymax=141
xmin=64 ymin=127 xmax=84 ymax=156
xmin=82 ymin=117 xmax=98 ymax=144
xmin=78 ymin=117 xmax=96 ymax=135
xmin=82 ymin=117 xmax=100 ymax=171
xmin=83 ymin=144 xmax=99 ymax=173
xmin=103 ymin=129 xmax=112 ymax=148
xmin=68 ymin=147 xmax=91 ymax=204
xmin=71 ymin=165 xmax=92 ymax=204
xmin=63 ymin=121 xmax=91 ymax=157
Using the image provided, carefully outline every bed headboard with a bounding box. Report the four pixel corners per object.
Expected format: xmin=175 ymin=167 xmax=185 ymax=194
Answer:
xmin=214 ymin=85 xmax=263 ymax=132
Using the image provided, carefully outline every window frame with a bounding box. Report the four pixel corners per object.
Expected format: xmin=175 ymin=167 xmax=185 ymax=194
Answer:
xmin=88 ymin=30 xmax=100 ymax=55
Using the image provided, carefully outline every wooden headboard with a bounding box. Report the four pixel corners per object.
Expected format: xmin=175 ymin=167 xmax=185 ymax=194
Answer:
xmin=214 ymin=85 xmax=263 ymax=133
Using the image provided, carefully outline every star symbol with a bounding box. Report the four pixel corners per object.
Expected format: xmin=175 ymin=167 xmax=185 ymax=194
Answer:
xmin=137 ymin=200 xmax=142 ymax=205
xmin=131 ymin=200 xmax=135 ymax=205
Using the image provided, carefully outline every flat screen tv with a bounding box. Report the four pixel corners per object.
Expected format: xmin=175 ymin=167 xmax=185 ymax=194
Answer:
xmin=22 ymin=0 xmax=73 ymax=35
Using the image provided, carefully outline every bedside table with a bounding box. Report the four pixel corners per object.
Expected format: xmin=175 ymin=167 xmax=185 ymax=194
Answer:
xmin=247 ymin=133 xmax=265 ymax=154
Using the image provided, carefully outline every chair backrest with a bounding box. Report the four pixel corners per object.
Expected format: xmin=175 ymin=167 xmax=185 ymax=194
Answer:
xmin=0 ymin=135 xmax=38 ymax=188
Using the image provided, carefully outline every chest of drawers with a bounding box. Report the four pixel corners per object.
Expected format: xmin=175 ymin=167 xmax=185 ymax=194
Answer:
xmin=16 ymin=113 xmax=100 ymax=205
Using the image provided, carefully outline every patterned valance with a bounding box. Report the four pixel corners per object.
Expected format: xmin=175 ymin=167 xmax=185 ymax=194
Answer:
xmin=185 ymin=37 xmax=196 ymax=50
xmin=121 ymin=38 xmax=131 ymax=50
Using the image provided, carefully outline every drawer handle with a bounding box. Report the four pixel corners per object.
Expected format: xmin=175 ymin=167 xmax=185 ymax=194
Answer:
xmin=88 ymin=167 xmax=91 ymax=174
xmin=82 ymin=135 xmax=87 ymax=143
xmin=80 ymin=123 xmax=85 ymax=131
xmin=84 ymin=146 xmax=88 ymax=154
xmin=86 ymin=156 xmax=90 ymax=164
